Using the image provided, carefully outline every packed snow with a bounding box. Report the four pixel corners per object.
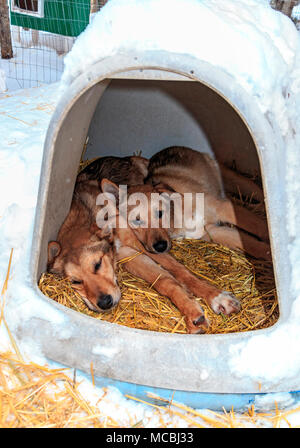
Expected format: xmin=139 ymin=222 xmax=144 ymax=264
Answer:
xmin=1 ymin=0 xmax=300 ymax=425
xmin=62 ymin=0 xmax=300 ymax=138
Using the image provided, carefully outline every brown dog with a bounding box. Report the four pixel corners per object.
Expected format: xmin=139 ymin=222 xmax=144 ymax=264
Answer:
xmin=47 ymin=191 xmax=121 ymax=313
xmin=47 ymin=155 xmax=148 ymax=314
xmin=145 ymin=146 xmax=271 ymax=260
xmin=77 ymin=155 xmax=149 ymax=186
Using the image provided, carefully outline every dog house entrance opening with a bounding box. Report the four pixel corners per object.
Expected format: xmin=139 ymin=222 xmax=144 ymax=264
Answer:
xmin=40 ymin=77 xmax=279 ymax=336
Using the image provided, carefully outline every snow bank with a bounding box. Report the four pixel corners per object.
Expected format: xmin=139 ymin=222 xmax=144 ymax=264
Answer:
xmin=0 ymin=84 xmax=64 ymax=362
xmin=62 ymin=0 xmax=300 ymax=137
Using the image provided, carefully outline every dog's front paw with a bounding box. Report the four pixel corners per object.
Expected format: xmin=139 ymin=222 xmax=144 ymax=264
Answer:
xmin=185 ymin=302 xmax=210 ymax=334
xmin=210 ymin=291 xmax=241 ymax=315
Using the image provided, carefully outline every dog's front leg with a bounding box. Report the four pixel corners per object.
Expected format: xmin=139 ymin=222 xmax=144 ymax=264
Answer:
xmin=117 ymin=246 xmax=209 ymax=334
xmin=147 ymin=252 xmax=241 ymax=316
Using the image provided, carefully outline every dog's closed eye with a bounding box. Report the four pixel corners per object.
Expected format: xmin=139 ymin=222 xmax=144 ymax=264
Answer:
xmin=94 ymin=260 xmax=102 ymax=272
xmin=71 ymin=279 xmax=82 ymax=285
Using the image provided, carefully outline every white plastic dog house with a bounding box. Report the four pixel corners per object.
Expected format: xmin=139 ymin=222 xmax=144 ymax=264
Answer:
xmin=15 ymin=1 xmax=300 ymax=409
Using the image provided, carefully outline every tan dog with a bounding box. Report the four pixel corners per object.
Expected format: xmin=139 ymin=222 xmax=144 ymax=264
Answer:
xmin=77 ymin=156 xmax=171 ymax=254
xmin=99 ymin=179 xmax=241 ymax=334
xmin=145 ymin=146 xmax=271 ymax=260
xmin=121 ymin=183 xmax=172 ymax=254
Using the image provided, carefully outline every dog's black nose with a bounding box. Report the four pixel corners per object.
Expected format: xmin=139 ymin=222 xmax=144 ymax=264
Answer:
xmin=97 ymin=294 xmax=113 ymax=310
xmin=153 ymin=240 xmax=168 ymax=253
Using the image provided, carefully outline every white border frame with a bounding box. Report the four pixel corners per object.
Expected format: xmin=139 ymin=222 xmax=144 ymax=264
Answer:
xmin=11 ymin=0 xmax=44 ymax=19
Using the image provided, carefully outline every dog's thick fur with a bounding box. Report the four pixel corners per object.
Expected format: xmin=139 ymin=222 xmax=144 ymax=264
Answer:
xmin=146 ymin=146 xmax=271 ymax=260
xmin=77 ymin=155 xmax=149 ymax=186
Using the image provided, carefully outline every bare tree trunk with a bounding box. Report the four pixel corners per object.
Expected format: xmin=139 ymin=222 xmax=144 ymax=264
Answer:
xmin=271 ymin=0 xmax=300 ymax=18
xmin=0 ymin=0 xmax=13 ymax=59
xmin=90 ymin=0 xmax=98 ymax=14
xmin=99 ymin=0 xmax=109 ymax=8
xmin=90 ymin=0 xmax=109 ymax=14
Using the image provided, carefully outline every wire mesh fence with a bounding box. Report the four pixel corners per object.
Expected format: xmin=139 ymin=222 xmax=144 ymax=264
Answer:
xmin=1 ymin=0 xmax=108 ymax=90
xmin=3 ymin=28 xmax=72 ymax=89
xmin=0 ymin=0 xmax=299 ymax=92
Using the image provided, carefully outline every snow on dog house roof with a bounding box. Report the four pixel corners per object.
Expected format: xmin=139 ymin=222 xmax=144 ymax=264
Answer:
xmin=7 ymin=0 xmax=300 ymax=408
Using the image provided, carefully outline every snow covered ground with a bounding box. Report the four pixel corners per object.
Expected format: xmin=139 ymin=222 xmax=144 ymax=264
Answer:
xmin=1 ymin=0 xmax=300 ymax=428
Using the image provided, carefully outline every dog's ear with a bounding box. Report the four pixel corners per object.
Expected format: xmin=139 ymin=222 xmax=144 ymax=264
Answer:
xmin=90 ymin=222 xmax=115 ymax=245
xmin=48 ymin=241 xmax=61 ymax=264
xmin=101 ymin=179 xmax=119 ymax=200
xmin=47 ymin=241 xmax=64 ymax=275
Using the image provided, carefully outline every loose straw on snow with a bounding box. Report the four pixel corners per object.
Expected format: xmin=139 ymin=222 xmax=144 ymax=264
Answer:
xmin=2 ymin=348 xmax=300 ymax=428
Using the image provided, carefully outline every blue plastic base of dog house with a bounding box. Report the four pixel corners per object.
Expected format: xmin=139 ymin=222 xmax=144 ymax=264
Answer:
xmin=93 ymin=375 xmax=300 ymax=412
